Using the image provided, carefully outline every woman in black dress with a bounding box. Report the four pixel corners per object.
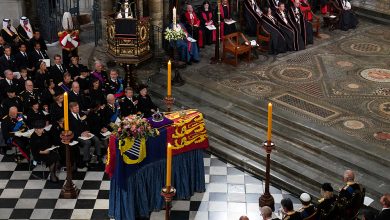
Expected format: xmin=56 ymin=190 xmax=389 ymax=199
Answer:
xmin=88 ymin=78 xmax=106 ymax=107
xmin=137 ymin=84 xmax=157 ymax=118
xmin=49 ymin=89 xmax=64 ymax=124
xmin=34 ymin=61 xmax=50 ymax=91
xmin=30 ymin=120 xmax=60 ymax=183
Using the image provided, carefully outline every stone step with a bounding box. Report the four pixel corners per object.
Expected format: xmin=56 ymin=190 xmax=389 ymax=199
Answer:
xmin=207 ymin=136 xmax=320 ymax=198
xmin=152 ymin=78 xmax=390 ymax=180
xmin=149 ymin=77 xmax=386 ymax=209
xmin=182 ymin=75 xmax=390 ymax=167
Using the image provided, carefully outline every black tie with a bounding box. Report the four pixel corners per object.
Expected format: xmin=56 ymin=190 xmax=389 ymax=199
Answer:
xmin=77 ymin=114 xmax=81 ymax=120
xmin=59 ymin=65 xmax=63 ymax=73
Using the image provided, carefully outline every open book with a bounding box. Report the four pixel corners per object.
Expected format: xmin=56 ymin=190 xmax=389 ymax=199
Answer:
xmin=187 ymin=37 xmax=197 ymax=43
xmin=15 ymin=129 xmax=34 ymax=138
xmin=101 ymin=131 xmax=112 ymax=137
xmin=224 ymin=19 xmax=236 ymax=25
xmin=79 ymin=133 xmax=95 ymax=141
xmin=206 ymin=25 xmax=216 ymax=30
xmin=46 ymin=146 xmax=60 ymax=151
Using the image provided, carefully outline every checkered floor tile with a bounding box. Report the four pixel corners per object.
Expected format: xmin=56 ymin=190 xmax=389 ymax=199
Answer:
xmin=0 ymin=152 xmax=300 ymax=220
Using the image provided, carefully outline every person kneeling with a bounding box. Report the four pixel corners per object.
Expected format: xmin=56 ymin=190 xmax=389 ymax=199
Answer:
xmin=30 ymin=120 xmax=60 ymax=183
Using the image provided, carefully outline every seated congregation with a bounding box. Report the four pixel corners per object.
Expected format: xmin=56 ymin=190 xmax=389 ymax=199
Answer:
xmin=170 ymin=0 xmax=358 ymax=63
xmin=0 ymin=27 xmax=159 ymax=182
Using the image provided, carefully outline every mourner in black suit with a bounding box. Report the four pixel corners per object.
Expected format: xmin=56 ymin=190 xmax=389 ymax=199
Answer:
xmin=0 ymin=36 xmax=5 ymax=57
xmin=69 ymin=102 xmax=104 ymax=167
xmin=0 ymin=69 xmax=21 ymax=98
xmin=68 ymin=81 xmax=88 ymax=111
xmin=120 ymin=87 xmax=138 ymax=117
xmin=137 ymin=85 xmax=157 ymax=118
xmin=317 ymin=183 xmax=337 ymax=220
xmin=29 ymin=42 xmax=49 ymax=66
xmin=0 ymin=46 xmax=17 ymax=75
xmin=375 ymin=194 xmax=390 ymax=220
xmin=15 ymin=43 xmax=33 ymax=71
xmin=49 ymin=54 xmax=67 ymax=84
xmin=30 ymin=120 xmax=60 ymax=183
xmin=281 ymin=198 xmax=303 ymax=220
xmin=29 ymin=30 xmax=48 ymax=52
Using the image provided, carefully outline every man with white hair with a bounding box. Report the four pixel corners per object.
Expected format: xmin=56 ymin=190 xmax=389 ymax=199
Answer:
xmin=1 ymin=19 xmax=19 ymax=46
xmin=337 ymin=169 xmax=365 ymax=220
xmin=17 ymin=16 xmax=34 ymax=45
xmin=0 ymin=69 xmax=20 ymax=98
xmin=103 ymin=93 xmax=121 ymax=126
xmin=58 ymin=12 xmax=80 ymax=66
xmin=260 ymin=206 xmax=278 ymax=220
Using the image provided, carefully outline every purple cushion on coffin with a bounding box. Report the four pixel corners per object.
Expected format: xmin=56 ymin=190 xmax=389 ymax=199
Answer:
xmin=147 ymin=117 xmax=174 ymax=128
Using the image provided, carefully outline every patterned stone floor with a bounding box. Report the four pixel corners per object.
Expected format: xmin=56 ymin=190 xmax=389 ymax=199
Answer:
xmin=173 ymin=19 xmax=390 ymax=149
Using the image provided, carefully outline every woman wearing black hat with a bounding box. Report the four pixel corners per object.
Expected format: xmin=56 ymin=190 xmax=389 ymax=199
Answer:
xmin=137 ymin=84 xmax=157 ymax=118
xmin=25 ymin=99 xmax=49 ymax=128
xmin=30 ymin=120 xmax=60 ymax=183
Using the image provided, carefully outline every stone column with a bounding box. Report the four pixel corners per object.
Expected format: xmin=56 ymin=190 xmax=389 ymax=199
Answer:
xmin=149 ymin=0 xmax=164 ymax=51
xmin=163 ymin=0 xmax=170 ymax=28
xmin=138 ymin=0 xmax=143 ymax=18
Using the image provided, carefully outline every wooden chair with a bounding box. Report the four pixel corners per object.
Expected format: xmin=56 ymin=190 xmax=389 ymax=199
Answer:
xmin=303 ymin=10 xmax=321 ymax=37
xmin=222 ymin=32 xmax=251 ymax=66
xmin=256 ymin=23 xmax=271 ymax=52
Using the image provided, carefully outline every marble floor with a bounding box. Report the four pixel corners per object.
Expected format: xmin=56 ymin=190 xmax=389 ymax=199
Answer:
xmin=0 ymin=152 xmax=301 ymax=220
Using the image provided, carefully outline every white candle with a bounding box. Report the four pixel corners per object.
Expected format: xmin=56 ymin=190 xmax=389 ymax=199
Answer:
xmin=173 ymin=7 xmax=177 ymax=30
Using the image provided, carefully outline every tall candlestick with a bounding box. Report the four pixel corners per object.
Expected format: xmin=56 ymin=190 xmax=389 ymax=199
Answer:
xmin=167 ymin=60 xmax=172 ymax=97
xmin=166 ymin=143 xmax=173 ymax=187
xmin=267 ymin=103 xmax=272 ymax=142
xmin=64 ymin=92 xmax=69 ymax=131
xmin=173 ymin=7 xmax=176 ymax=29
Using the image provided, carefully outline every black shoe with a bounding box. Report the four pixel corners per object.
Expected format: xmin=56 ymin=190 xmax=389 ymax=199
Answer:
xmin=186 ymin=61 xmax=192 ymax=65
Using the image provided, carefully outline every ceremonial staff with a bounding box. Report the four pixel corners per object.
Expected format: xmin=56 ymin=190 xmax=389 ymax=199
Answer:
xmin=211 ymin=0 xmax=221 ymax=64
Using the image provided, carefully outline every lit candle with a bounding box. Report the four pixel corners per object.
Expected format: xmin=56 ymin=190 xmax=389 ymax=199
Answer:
xmin=166 ymin=143 xmax=173 ymax=187
xmin=167 ymin=60 xmax=172 ymax=97
xmin=64 ymin=92 xmax=69 ymax=131
xmin=173 ymin=7 xmax=177 ymax=30
xmin=267 ymin=103 xmax=272 ymax=142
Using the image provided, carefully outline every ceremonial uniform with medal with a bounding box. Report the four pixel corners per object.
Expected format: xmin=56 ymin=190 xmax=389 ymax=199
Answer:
xmin=58 ymin=12 xmax=80 ymax=67
xmin=1 ymin=110 xmax=29 ymax=160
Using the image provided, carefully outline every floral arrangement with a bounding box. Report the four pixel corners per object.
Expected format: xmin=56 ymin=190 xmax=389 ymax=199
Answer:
xmin=111 ymin=115 xmax=159 ymax=141
xmin=164 ymin=27 xmax=186 ymax=41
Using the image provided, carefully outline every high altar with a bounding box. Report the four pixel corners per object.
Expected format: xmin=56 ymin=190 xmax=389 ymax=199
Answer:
xmin=106 ymin=0 xmax=152 ymax=87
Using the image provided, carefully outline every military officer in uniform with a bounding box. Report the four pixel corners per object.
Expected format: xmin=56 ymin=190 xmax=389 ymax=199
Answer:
xmin=298 ymin=193 xmax=316 ymax=219
xmin=1 ymin=106 xmax=29 ymax=160
xmin=103 ymin=94 xmax=121 ymax=127
xmin=119 ymin=87 xmax=138 ymax=117
xmin=106 ymin=69 xmax=124 ymax=98
xmin=20 ymin=80 xmax=40 ymax=111
xmin=58 ymin=12 xmax=80 ymax=67
xmin=317 ymin=183 xmax=337 ymax=220
xmin=337 ymin=170 xmax=365 ymax=220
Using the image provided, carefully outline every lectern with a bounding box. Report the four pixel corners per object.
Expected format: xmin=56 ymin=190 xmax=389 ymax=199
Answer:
xmin=106 ymin=15 xmax=152 ymax=88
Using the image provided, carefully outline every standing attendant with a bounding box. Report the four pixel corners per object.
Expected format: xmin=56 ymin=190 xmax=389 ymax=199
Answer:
xmin=58 ymin=12 xmax=80 ymax=67
xmin=216 ymin=0 xmax=237 ymax=38
xmin=199 ymin=1 xmax=216 ymax=45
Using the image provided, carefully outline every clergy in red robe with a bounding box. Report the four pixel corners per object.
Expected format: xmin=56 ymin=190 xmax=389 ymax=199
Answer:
xmin=182 ymin=4 xmax=204 ymax=48
xmin=199 ymin=1 xmax=216 ymax=45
